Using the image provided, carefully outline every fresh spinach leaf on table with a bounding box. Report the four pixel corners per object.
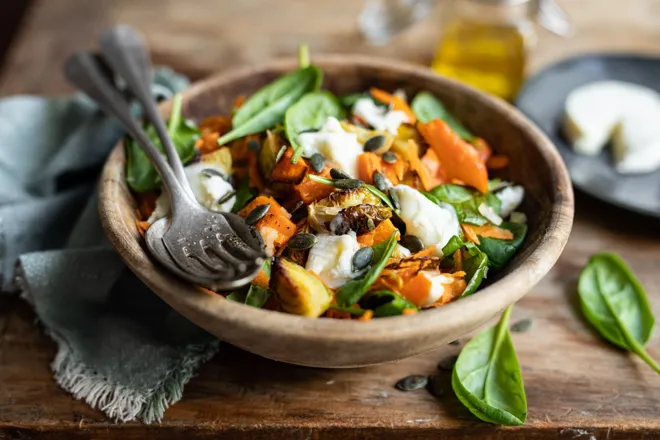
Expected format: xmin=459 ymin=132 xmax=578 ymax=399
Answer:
xmin=578 ymin=253 xmax=660 ymax=374
xmin=452 ymin=306 xmax=527 ymax=425
xmin=125 ymin=93 xmax=199 ymax=192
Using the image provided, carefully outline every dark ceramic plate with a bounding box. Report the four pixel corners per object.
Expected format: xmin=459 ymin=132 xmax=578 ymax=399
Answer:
xmin=516 ymin=54 xmax=660 ymax=218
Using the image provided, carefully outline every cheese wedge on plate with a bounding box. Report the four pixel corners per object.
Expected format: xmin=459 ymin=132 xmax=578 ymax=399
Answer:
xmin=562 ymin=80 xmax=660 ymax=174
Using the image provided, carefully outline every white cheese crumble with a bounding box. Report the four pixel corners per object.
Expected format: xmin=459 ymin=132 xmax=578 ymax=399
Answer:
xmin=305 ymin=232 xmax=361 ymax=288
xmin=147 ymin=162 xmax=235 ymax=223
xmin=478 ymin=202 xmax=503 ymax=226
xmin=353 ymin=97 xmax=409 ymax=134
xmin=389 ymin=185 xmax=460 ymax=255
xmin=496 ymin=185 xmax=525 ymax=217
xmin=420 ymin=270 xmax=457 ymax=307
xmin=298 ymin=117 xmax=362 ymax=178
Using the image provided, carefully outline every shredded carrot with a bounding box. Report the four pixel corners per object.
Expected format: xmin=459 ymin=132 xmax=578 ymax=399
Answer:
xmin=195 ymin=285 xmax=217 ymax=296
xmin=461 ymin=224 xmax=481 ymax=245
xmin=195 ymin=131 xmax=221 ymax=154
xmin=407 ymin=140 xmax=435 ymax=191
xmin=453 ymin=249 xmax=463 ymax=271
xmin=418 ymin=119 xmax=488 ymax=193
xmin=135 ymin=220 xmax=151 ymax=238
xmin=471 ymin=137 xmax=492 ymax=163
xmin=411 ymin=246 xmax=436 ymax=258
xmin=359 ymin=310 xmax=374 ymax=321
xmin=252 ymin=269 xmax=270 ymax=290
xmin=486 ymin=154 xmax=510 ymax=170
xmin=381 ymin=152 xmax=406 ymax=184
xmin=234 ymin=95 xmax=247 ymax=109
xmin=199 ymin=115 xmax=231 ymax=135
xmin=370 ymin=88 xmax=417 ymax=124
xmin=402 ymin=308 xmax=418 ymax=316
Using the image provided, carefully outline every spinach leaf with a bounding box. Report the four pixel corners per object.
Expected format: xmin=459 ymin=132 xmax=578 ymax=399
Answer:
xmin=430 ymin=184 xmax=474 ymax=204
xmin=284 ymin=91 xmax=345 ymax=162
xmin=226 ymin=289 xmax=248 ymax=303
xmin=125 ymin=93 xmax=199 ymax=192
xmin=359 ymin=290 xmax=418 ymax=317
xmin=410 ymin=91 xmax=474 ymax=141
xmin=428 ymin=184 xmax=501 ymax=226
xmin=335 ymin=232 xmax=398 ymax=306
xmin=477 ymin=222 xmax=527 ymax=269
xmin=245 ymin=259 xmax=272 ymax=308
xmin=462 ymin=244 xmax=489 ymax=297
xmin=339 ymin=93 xmax=367 ymax=108
xmin=440 ymin=236 xmax=488 ymax=296
xmin=231 ymin=174 xmax=257 ymax=214
xmin=452 ymin=306 xmax=527 ymax=425
xmin=217 ymin=65 xmax=323 ymax=145
xmin=578 ymin=253 xmax=660 ymax=374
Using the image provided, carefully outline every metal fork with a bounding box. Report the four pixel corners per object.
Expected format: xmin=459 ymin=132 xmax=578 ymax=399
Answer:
xmin=64 ymin=33 xmax=265 ymax=290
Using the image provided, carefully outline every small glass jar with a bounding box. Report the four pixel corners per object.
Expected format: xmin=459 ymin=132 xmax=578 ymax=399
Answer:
xmin=431 ymin=0 xmax=538 ymax=101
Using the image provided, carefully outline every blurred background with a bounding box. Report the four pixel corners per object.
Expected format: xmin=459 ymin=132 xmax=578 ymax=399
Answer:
xmin=1 ymin=0 xmax=659 ymax=98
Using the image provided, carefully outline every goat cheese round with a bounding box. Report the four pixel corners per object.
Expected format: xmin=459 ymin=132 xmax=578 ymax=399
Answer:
xmin=353 ymin=97 xmax=409 ymax=134
xmin=390 ymin=185 xmax=460 ymax=255
xmin=496 ymin=185 xmax=525 ymax=218
xmin=298 ymin=117 xmax=362 ymax=178
xmin=305 ymin=232 xmax=361 ymax=288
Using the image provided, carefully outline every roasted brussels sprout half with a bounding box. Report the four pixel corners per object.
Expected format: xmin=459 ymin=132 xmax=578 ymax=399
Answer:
xmin=330 ymin=204 xmax=392 ymax=235
xmin=270 ymin=257 xmax=333 ymax=317
xmin=201 ymin=146 xmax=233 ymax=177
xmin=308 ymin=187 xmax=381 ymax=232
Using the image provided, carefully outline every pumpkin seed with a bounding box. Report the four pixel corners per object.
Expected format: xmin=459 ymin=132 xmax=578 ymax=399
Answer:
xmin=511 ymin=318 xmax=533 ymax=333
xmin=275 ymin=146 xmax=287 ymax=163
xmin=400 ymin=235 xmax=424 ymax=254
xmin=216 ymin=190 xmax=237 ymax=205
xmin=427 ymin=375 xmax=445 ymax=398
xmin=246 ymin=203 xmax=271 ymax=225
xmin=290 ymin=201 xmax=307 ymax=223
xmin=373 ymin=171 xmax=389 ymax=192
xmin=334 ymin=178 xmax=363 ymax=190
xmin=449 ymin=339 xmax=461 ymax=346
xmin=287 ymin=233 xmax=318 ymax=250
xmin=352 ymin=247 xmax=374 ymax=272
xmin=201 ymin=168 xmax=225 ymax=178
xmin=437 ymin=355 xmax=458 ymax=371
xmin=363 ymin=134 xmax=386 ymax=152
xmin=395 ymin=375 xmax=428 ymax=391
xmin=247 ymin=139 xmax=261 ymax=152
xmin=382 ymin=151 xmax=398 ymax=164
xmin=366 ymin=218 xmax=376 ymax=231
xmin=389 ymin=188 xmax=401 ymax=210
xmin=330 ymin=168 xmax=352 ymax=180
xmin=310 ymin=153 xmax=325 ymax=173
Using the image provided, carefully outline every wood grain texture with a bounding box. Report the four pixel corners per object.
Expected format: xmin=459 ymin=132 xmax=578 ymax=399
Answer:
xmin=1 ymin=0 xmax=660 ymax=438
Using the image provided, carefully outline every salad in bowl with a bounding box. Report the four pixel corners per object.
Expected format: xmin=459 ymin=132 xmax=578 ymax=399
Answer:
xmin=128 ymin=48 xmax=527 ymax=321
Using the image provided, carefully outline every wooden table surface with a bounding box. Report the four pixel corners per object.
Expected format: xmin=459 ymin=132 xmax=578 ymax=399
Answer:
xmin=2 ymin=0 xmax=660 ymax=439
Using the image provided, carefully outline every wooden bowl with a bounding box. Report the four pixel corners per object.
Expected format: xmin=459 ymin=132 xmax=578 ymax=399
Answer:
xmin=99 ymin=56 xmax=574 ymax=368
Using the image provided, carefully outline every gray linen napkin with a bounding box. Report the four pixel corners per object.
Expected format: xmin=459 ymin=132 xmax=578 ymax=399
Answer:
xmin=0 ymin=68 xmax=219 ymax=423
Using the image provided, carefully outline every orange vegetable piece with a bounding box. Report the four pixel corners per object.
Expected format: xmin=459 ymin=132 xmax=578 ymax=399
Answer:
xmin=294 ymin=167 xmax=335 ymax=204
xmin=471 ymin=137 xmax=492 ymax=163
xmin=357 ymin=219 xmax=399 ymax=247
xmin=418 ymin=119 xmax=488 ymax=193
xmin=234 ymin=95 xmax=247 ymax=109
xmin=398 ymin=271 xmax=433 ymax=307
xmin=420 ymin=149 xmax=446 ymax=188
xmin=370 ymin=88 xmax=417 ymax=124
xmin=462 ymin=223 xmax=514 ymax=245
xmin=381 ymin=152 xmax=406 ymax=184
xmin=199 ymin=115 xmax=231 ymax=135
xmin=402 ymin=308 xmax=418 ymax=315
xmin=357 ymin=152 xmax=382 ymax=184
xmin=196 ymin=285 xmax=217 ymax=296
xmin=359 ymin=310 xmax=374 ymax=321
xmin=195 ymin=132 xmax=220 ymax=154
xmin=325 ymin=309 xmax=353 ymax=320
xmin=486 ymin=155 xmax=510 ymax=170
xmin=270 ymin=147 xmax=308 ymax=184
xmin=135 ymin=191 xmax=158 ymax=219
xmin=407 ymin=140 xmax=435 ymax=192
xmin=135 ymin=220 xmax=151 ymax=238
xmin=252 ymin=269 xmax=270 ymax=290
xmin=238 ymin=196 xmax=296 ymax=252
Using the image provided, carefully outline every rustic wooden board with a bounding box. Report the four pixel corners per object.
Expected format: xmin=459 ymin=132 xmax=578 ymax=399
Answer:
xmin=1 ymin=0 xmax=660 ymax=438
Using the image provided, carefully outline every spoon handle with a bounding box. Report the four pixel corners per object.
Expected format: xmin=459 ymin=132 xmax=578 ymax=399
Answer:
xmin=98 ymin=25 xmax=196 ymax=201
xmin=64 ymin=51 xmax=193 ymax=216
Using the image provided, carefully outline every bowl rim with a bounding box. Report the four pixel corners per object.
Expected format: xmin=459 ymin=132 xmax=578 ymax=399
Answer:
xmin=99 ymin=54 xmax=574 ymax=348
